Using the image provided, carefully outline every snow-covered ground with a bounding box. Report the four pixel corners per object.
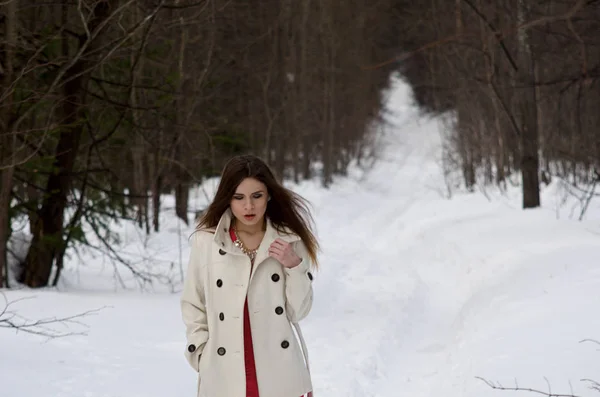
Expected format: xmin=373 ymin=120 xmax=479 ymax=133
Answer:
xmin=2 ymin=75 xmax=600 ymax=397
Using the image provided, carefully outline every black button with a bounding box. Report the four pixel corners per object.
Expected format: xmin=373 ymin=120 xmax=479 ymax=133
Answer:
xmin=216 ymin=279 xmax=223 ymax=287
xmin=217 ymin=347 xmax=226 ymax=356
xmin=307 ymin=272 xmax=313 ymax=280
xmin=275 ymin=306 xmax=284 ymax=315
xmin=219 ymin=312 xmax=224 ymax=321
xmin=219 ymin=249 xmax=226 ymax=255
xmin=271 ymin=273 xmax=280 ymax=282
xmin=281 ymin=340 xmax=289 ymax=349
xmin=187 ymin=344 xmax=196 ymax=353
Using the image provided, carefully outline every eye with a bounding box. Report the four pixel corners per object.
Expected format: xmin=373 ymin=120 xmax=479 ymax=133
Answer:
xmin=233 ymin=195 xmax=243 ymax=200
xmin=252 ymin=193 xmax=263 ymax=199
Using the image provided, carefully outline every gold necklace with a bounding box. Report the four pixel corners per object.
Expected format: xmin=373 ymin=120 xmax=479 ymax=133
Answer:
xmin=232 ymin=228 xmax=257 ymax=261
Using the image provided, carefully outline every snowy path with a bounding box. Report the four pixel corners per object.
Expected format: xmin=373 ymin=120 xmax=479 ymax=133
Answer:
xmin=300 ymin=100 xmax=465 ymax=396
xmin=298 ymin=78 xmax=600 ymax=397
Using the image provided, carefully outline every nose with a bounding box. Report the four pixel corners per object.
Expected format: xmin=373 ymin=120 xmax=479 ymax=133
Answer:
xmin=244 ymin=198 xmax=254 ymax=210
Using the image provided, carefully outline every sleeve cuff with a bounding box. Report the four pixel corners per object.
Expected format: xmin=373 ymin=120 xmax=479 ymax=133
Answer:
xmin=284 ymin=257 xmax=313 ymax=279
xmin=184 ymin=337 xmax=206 ymax=371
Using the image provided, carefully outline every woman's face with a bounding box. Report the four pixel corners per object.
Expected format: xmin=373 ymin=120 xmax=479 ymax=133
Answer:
xmin=230 ymin=177 xmax=268 ymax=228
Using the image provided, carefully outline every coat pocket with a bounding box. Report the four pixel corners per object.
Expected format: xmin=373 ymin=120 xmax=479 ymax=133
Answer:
xmin=198 ymin=350 xmax=207 ymax=374
xmin=197 ymin=340 xmax=213 ymax=397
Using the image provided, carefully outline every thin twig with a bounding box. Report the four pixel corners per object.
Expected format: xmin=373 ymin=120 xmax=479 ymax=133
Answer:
xmin=476 ymin=376 xmax=582 ymax=397
xmin=0 ymin=292 xmax=108 ymax=340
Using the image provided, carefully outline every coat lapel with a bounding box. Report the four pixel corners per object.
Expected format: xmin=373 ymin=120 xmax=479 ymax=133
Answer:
xmin=212 ymin=208 xmax=239 ymax=255
xmin=251 ymin=219 xmax=300 ymax=283
xmin=212 ymin=208 xmax=301 ymax=280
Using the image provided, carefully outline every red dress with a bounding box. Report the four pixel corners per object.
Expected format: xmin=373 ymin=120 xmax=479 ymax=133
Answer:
xmin=229 ymin=228 xmax=311 ymax=397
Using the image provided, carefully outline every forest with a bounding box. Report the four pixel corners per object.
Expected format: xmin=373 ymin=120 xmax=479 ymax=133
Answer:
xmin=1 ymin=0 xmax=598 ymax=289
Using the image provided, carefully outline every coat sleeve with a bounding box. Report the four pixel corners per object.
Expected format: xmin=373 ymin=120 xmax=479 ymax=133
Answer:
xmin=283 ymin=239 xmax=314 ymax=323
xmin=180 ymin=231 xmax=209 ymax=372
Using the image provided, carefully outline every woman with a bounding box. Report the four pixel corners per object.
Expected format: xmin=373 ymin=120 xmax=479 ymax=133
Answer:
xmin=181 ymin=154 xmax=318 ymax=397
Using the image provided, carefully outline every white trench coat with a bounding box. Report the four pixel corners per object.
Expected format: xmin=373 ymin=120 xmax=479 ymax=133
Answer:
xmin=181 ymin=208 xmax=315 ymax=397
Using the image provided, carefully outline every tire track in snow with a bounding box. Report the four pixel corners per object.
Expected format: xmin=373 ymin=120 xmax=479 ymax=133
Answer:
xmin=304 ymin=78 xmax=454 ymax=396
xmin=364 ymin=221 xmax=471 ymax=397
xmin=308 ymin=184 xmax=445 ymax=395
xmin=303 ymin=154 xmax=430 ymax=395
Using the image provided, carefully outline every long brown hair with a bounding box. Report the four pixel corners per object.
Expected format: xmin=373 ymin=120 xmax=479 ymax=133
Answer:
xmin=197 ymin=155 xmax=319 ymax=268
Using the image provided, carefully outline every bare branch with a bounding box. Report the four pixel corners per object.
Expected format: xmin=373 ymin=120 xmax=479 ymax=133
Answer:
xmin=0 ymin=292 xmax=107 ymax=340
xmin=476 ymin=377 xmax=583 ymax=397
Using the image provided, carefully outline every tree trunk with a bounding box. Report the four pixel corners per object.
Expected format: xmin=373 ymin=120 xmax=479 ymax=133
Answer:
xmin=460 ymin=125 xmax=476 ymax=190
xmin=20 ymin=0 xmax=112 ymax=288
xmin=299 ymin=0 xmax=311 ymax=181
xmin=174 ymin=138 xmax=189 ymax=225
xmin=21 ymin=97 xmax=85 ymax=286
xmin=174 ymin=2 xmax=189 ymax=225
xmin=0 ymin=168 xmax=13 ymax=288
xmin=495 ymin=117 xmax=506 ymax=185
xmin=130 ymin=3 xmax=148 ymax=231
xmin=517 ymin=0 xmax=540 ymax=208
xmin=322 ymin=1 xmax=335 ymax=188
xmin=152 ymin=147 xmax=161 ymax=233
xmin=274 ymin=19 xmax=286 ymax=180
xmin=175 ymin=181 xmax=189 ymax=225
xmin=0 ymin=0 xmax=18 ymax=288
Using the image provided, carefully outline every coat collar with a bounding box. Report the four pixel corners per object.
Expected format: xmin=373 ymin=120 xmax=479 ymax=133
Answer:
xmin=212 ymin=208 xmax=301 ymax=258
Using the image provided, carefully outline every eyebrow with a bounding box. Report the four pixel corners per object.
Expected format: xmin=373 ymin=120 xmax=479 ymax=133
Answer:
xmin=233 ymin=190 xmax=265 ymax=195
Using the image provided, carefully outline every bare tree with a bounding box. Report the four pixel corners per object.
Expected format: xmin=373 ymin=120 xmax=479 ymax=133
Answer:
xmin=392 ymin=0 xmax=600 ymax=209
xmin=2 ymin=0 xmax=400 ymax=289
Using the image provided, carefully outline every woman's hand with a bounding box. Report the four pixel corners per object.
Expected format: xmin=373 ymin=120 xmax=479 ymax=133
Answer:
xmin=268 ymin=238 xmax=302 ymax=268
